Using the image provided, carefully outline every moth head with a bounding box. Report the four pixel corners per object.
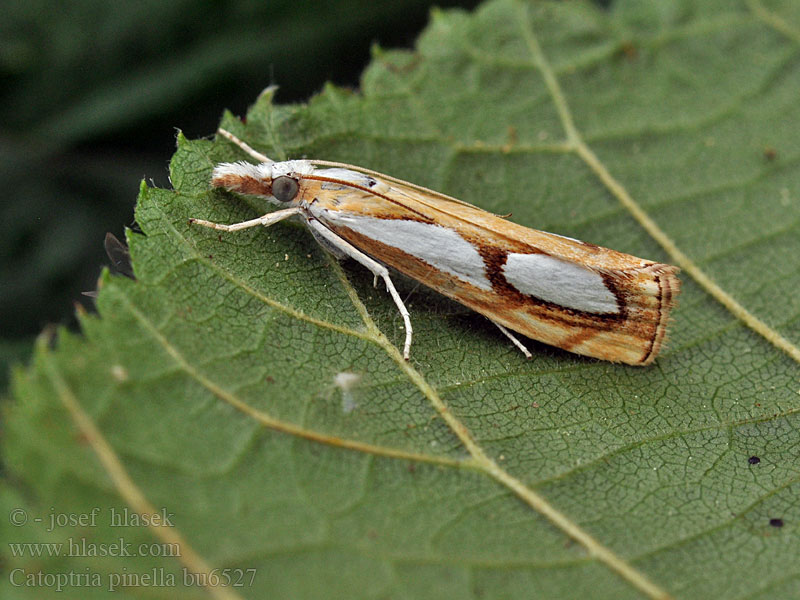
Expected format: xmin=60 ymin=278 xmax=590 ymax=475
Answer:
xmin=210 ymin=159 xmax=314 ymax=204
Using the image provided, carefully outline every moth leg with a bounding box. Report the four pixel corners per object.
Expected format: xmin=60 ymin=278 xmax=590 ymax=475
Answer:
xmin=189 ymin=206 xmax=301 ymax=232
xmin=491 ymin=320 xmax=533 ymax=359
xmin=217 ymin=128 xmax=273 ymax=163
xmin=306 ymin=219 xmax=413 ymax=360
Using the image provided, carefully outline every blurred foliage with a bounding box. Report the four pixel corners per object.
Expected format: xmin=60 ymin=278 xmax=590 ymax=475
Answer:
xmin=0 ymin=0 xmax=482 ymax=385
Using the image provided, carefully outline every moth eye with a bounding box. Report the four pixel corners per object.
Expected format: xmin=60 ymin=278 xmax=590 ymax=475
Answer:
xmin=272 ymin=176 xmax=299 ymax=202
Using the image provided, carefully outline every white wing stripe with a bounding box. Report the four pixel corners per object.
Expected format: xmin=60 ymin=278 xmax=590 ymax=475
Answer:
xmin=503 ymin=253 xmax=619 ymax=314
xmin=314 ymin=211 xmax=493 ymax=291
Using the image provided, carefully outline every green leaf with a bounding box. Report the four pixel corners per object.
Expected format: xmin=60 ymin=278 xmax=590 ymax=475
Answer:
xmin=4 ymin=1 xmax=800 ymax=598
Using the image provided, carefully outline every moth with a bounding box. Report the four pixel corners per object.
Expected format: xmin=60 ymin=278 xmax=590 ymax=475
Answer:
xmin=190 ymin=129 xmax=680 ymax=365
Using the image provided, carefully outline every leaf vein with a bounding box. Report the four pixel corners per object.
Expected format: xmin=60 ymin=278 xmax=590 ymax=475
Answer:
xmin=37 ymin=337 xmax=244 ymax=600
xmin=116 ymin=288 xmax=469 ymax=469
xmin=748 ymin=0 xmax=800 ymax=43
xmin=532 ymin=404 xmax=800 ymax=490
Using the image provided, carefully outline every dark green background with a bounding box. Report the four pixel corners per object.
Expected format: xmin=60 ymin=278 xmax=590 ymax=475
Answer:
xmin=0 ymin=0 xmax=488 ymax=388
